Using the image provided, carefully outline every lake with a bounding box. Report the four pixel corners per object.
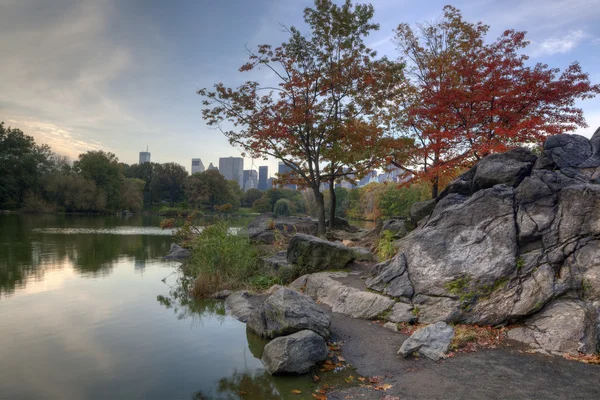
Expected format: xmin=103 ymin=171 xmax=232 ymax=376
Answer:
xmin=0 ymin=214 xmax=354 ymax=400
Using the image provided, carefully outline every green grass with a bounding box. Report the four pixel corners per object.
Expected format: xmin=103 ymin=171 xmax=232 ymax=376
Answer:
xmin=376 ymin=230 xmax=396 ymax=261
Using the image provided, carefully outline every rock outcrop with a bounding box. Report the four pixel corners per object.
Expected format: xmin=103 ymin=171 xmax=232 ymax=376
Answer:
xmin=247 ymin=287 xmax=331 ymax=339
xmin=225 ymin=291 xmax=255 ymax=323
xmin=287 ymin=234 xmax=355 ymax=274
xmin=261 ymin=330 xmax=329 ymax=374
xmin=398 ymin=322 xmax=455 ymax=361
xmin=365 ymin=131 xmax=600 ymax=355
xmin=248 ymin=213 xmax=318 ymax=244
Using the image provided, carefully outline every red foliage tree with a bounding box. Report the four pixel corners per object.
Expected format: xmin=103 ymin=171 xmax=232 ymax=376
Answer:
xmin=389 ymin=6 xmax=600 ymax=198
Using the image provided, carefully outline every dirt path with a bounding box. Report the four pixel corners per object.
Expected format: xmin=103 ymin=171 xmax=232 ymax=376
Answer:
xmin=327 ymin=311 xmax=600 ymax=400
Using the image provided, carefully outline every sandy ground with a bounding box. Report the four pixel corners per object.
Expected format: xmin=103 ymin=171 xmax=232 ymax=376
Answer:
xmin=326 ymin=311 xmax=600 ymax=400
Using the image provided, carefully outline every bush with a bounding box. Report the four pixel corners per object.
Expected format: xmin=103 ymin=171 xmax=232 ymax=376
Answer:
xmin=377 ymin=230 xmax=396 ymax=260
xmin=187 ymin=220 xmax=261 ymax=297
xmin=20 ymin=191 xmax=55 ymax=214
xmin=273 ymin=198 xmax=291 ymax=217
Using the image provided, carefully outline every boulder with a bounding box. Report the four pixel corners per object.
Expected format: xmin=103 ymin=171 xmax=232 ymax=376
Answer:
xmin=248 ymin=214 xmax=318 ymax=244
xmin=366 ymin=253 xmax=414 ymax=299
xmin=507 ymin=300 xmax=598 ymax=354
xmin=287 ymin=234 xmax=355 ymax=273
xmin=263 ymin=253 xmax=296 ymax=283
xmin=544 ymin=134 xmax=594 ymax=169
xmin=261 ymin=330 xmax=329 ymax=375
xmin=351 ymin=246 xmax=375 ymax=262
xmin=225 ymin=291 xmax=255 ymax=323
xmin=398 ymin=322 xmax=455 ymax=361
xmin=326 ymin=217 xmax=358 ymax=233
xmin=212 ymin=290 xmax=233 ymax=299
xmin=246 ymin=287 xmax=331 ymax=339
xmin=297 ymin=272 xmax=395 ymax=319
xmin=164 ymin=243 xmax=191 ymax=259
xmin=409 ymin=199 xmax=436 ymax=223
xmin=472 ymin=148 xmax=537 ymax=191
xmin=379 ymin=218 xmax=414 ymax=239
xmin=386 ymin=302 xmax=416 ymax=323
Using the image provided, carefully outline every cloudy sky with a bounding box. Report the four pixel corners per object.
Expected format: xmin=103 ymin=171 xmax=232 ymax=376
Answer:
xmin=1 ymin=0 xmax=600 ymax=176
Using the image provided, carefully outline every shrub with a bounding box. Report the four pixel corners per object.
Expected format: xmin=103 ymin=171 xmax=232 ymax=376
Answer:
xmin=20 ymin=191 xmax=55 ymax=214
xmin=376 ymin=230 xmax=396 ymax=260
xmin=187 ymin=220 xmax=261 ymax=297
xmin=273 ymin=198 xmax=291 ymax=217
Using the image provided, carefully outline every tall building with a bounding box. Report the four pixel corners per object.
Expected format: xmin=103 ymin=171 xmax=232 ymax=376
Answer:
xmin=243 ymin=169 xmax=258 ymax=191
xmin=207 ymin=162 xmax=218 ymax=171
xmin=278 ymin=162 xmax=297 ymax=190
xmin=219 ymin=157 xmax=244 ymax=189
xmin=258 ymin=166 xmax=268 ymax=191
xmin=191 ymin=158 xmax=205 ymax=175
xmin=139 ymin=150 xmax=151 ymax=164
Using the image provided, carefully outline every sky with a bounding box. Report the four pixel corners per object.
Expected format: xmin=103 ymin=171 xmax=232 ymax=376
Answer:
xmin=1 ymin=0 xmax=600 ymax=177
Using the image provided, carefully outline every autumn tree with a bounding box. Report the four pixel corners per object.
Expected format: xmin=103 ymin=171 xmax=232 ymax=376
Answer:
xmin=389 ymin=6 xmax=600 ymax=198
xmin=199 ymin=0 xmax=403 ymax=235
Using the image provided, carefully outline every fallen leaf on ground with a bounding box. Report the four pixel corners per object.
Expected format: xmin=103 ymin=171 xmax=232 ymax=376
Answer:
xmin=374 ymin=384 xmax=393 ymax=391
xmin=291 ymin=389 xmax=302 ymax=394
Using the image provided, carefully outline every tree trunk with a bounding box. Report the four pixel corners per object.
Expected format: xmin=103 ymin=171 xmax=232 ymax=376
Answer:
xmin=328 ymin=178 xmax=336 ymax=230
xmin=431 ymin=175 xmax=439 ymax=199
xmin=313 ymin=186 xmax=326 ymax=237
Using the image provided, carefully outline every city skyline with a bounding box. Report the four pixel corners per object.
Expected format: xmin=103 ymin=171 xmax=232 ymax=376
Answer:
xmin=1 ymin=0 xmax=600 ymax=177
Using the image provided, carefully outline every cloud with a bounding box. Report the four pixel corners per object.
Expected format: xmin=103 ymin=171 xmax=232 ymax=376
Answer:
xmin=532 ymin=30 xmax=589 ymax=56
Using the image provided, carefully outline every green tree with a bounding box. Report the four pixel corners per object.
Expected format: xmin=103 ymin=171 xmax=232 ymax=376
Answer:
xmin=73 ymin=151 xmax=122 ymax=211
xmin=184 ymin=170 xmax=239 ymax=209
xmin=243 ymin=188 xmax=264 ymax=208
xmin=155 ymin=162 xmax=188 ymax=207
xmin=199 ymin=0 xmax=403 ymax=235
xmin=0 ymin=122 xmax=54 ymax=208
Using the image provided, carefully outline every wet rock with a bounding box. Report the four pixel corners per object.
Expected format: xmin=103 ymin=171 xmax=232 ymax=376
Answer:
xmin=226 ymin=291 xmax=255 ymax=323
xmin=409 ymin=199 xmax=436 ymax=223
xmin=299 ymin=272 xmax=395 ymax=319
xmin=287 ymin=234 xmax=355 ymax=273
xmin=246 ymin=287 xmax=331 ymax=339
xmin=261 ymin=330 xmax=329 ymax=375
xmin=398 ymin=322 xmax=455 ymax=361
xmin=164 ymin=243 xmax=191 ymax=259
xmin=507 ymin=300 xmax=598 ymax=354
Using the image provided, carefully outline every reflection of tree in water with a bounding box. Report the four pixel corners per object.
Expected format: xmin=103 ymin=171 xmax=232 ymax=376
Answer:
xmin=0 ymin=214 xmax=172 ymax=296
xmin=192 ymin=370 xmax=281 ymax=400
xmin=156 ymin=274 xmax=227 ymax=323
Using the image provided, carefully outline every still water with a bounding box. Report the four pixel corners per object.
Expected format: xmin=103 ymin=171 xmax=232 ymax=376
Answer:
xmin=0 ymin=214 xmax=351 ymax=400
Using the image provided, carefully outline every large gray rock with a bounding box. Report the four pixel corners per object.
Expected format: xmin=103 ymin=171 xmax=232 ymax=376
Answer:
xmin=287 ymin=234 xmax=355 ymax=273
xmin=164 ymin=243 xmax=191 ymax=259
xmin=225 ymin=291 xmax=255 ymax=323
xmin=508 ymin=300 xmax=598 ymax=354
xmin=379 ymin=218 xmax=414 ymax=239
xmin=386 ymin=302 xmax=416 ymax=323
xmin=398 ymin=322 xmax=455 ymax=360
xmin=261 ymin=330 xmax=329 ymax=375
xmin=409 ymin=199 xmax=436 ymax=223
xmin=366 ymin=253 xmax=414 ymax=299
xmin=472 ymin=148 xmax=537 ymax=191
xmin=544 ymin=134 xmax=594 ymax=169
xmin=295 ymin=272 xmax=395 ymax=319
xmin=246 ymin=287 xmax=331 ymax=339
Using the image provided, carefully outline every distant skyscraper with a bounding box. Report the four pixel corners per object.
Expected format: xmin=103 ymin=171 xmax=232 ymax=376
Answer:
xmin=207 ymin=162 xmax=218 ymax=171
xmin=267 ymin=177 xmax=275 ymax=189
xmin=139 ymin=148 xmax=151 ymax=164
xmin=278 ymin=162 xmax=297 ymax=190
xmin=243 ymin=169 xmax=258 ymax=191
xmin=191 ymin=158 xmax=205 ymax=174
xmin=258 ymin=166 xmax=268 ymax=191
xmin=219 ymin=157 xmax=244 ymax=189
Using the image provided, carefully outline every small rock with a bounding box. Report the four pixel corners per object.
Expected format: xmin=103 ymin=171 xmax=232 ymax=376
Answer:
xmin=398 ymin=322 xmax=455 ymax=361
xmin=164 ymin=243 xmax=191 ymax=259
xmin=287 ymin=234 xmax=355 ymax=273
xmin=261 ymin=330 xmax=329 ymax=375
xmin=342 ymin=239 xmax=355 ymax=247
xmin=383 ymin=322 xmax=399 ymax=332
xmin=212 ymin=290 xmax=233 ymax=299
xmin=387 ymin=302 xmax=416 ymax=323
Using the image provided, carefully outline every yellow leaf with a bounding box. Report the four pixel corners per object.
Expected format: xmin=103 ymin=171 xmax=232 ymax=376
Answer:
xmin=291 ymin=389 xmax=302 ymax=394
